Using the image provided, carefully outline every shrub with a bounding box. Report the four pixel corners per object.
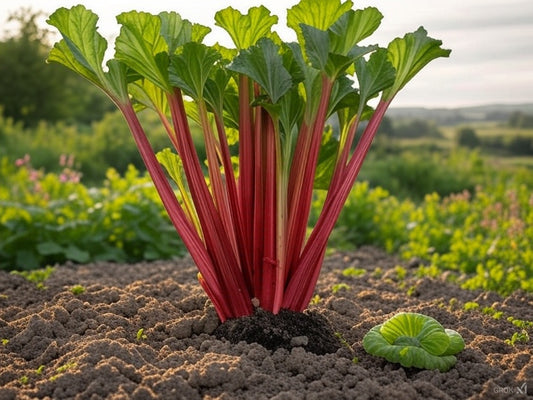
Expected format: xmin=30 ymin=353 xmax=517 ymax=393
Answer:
xmin=456 ymin=127 xmax=480 ymax=148
xmin=0 ymin=157 xmax=184 ymax=271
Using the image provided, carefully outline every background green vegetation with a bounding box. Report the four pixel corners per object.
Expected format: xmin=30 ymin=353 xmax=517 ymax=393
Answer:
xmin=1 ymin=9 xmax=532 ymax=298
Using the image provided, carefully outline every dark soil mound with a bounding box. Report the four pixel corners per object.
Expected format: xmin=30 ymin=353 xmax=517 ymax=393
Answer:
xmin=0 ymin=246 xmax=531 ymax=399
xmin=214 ymin=308 xmax=340 ymax=355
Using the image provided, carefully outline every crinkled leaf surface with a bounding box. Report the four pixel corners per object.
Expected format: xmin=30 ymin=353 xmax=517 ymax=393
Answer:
xmin=47 ymin=5 xmax=128 ymax=104
xmin=158 ymin=12 xmax=192 ymax=54
xmin=169 ymin=42 xmax=221 ymax=100
xmin=287 ymin=0 xmax=353 ymax=46
xmin=355 ymin=48 xmax=396 ymax=108
xmin=228 ymin=38 xmax=293 ymax=104
xmin=363 ymin=312 xmax=465 ymax=372
xmin=115 ymin=11 xmax=170 ymax=91
xmin=215 ymin=6 xmax=278 ymax=50
xmin=329 ymin=8 xmax=382 ymax=55
xmin=383 ymin=27 xmax=451 ymax=99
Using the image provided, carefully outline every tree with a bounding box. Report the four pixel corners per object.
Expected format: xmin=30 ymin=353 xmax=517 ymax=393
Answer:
xmin=456 ymin=127 xmax=480 ymax=148
xmin=393 ymin=119 xmax=442 ymax=138
xmin=509 ymin=111 xmax=533 ymax=128
xmin=0 ymin=9 xmax=113 ymax=126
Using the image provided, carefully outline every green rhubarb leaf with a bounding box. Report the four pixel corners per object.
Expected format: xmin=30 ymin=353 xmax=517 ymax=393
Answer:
xmin=228 ymin=38 xmax=293 ymax=104
xmin=192 ymin=23 xmax=212 ymax=43
xmin=329 ymin=8 xmax=383 ymax=55
xmin=325 ymin=45 xmax=376 ymax=79
xmin=115 ymin=11 xmax=170 ymax=91
xmin=129 ymin=78 xmax=169 ymax=116
xmin=363 ymin=312 xmax=465 ymax=372
xmin=204 ymin=68 xmax=231 ymax=116
xmin=355 ymin=48 xmax=396 ymax=109
xmin=169 ymin=42 xmax=221 ymax=100
xmin=314 ymin=126 xmax=339 ymax=190
xmin=300 ymin=24 xmax=330 ymax=71
xmin=47 ymin=6 xmax=129 ymax=104
xmin=215 ymin=6 xmax=278 ymax=50
xmin=47 ymin=6 xmax=107 ymax=85
xmin=158 ymin=12 xmax=192 ymax=54
xmin=327 ymin=75 xmax=357 ymax=117
xmin=287 ymin=0 xmax=353 ymax=47
xmin=156 ymin=148 xmax=186 ymax=188
xmin=383 ymin=27 xmax=451 ymax=100
xmin=286 ymin=42 xmax=322 ymax=117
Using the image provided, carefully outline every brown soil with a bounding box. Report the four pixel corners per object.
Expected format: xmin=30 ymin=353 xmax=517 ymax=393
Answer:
xmin=0 ymin=246 xmax=531 ymax=399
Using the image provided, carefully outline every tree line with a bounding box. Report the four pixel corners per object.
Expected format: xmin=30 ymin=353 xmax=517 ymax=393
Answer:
xmin=0 ymin=8 xmax=114 ymax=127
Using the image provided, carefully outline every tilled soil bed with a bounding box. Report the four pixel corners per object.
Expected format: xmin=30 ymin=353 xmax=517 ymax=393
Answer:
xmin=0 ymin=246 xmax=531 ymax=399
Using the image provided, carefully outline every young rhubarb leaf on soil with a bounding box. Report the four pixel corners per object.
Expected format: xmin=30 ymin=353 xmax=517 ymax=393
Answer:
xmin=383 ymin=27 xmax=452 ymax=100
xmin=215 ymin=6 xmax=278 ymax=50
xmin=363 ymin=312 xmax=465 ymax=372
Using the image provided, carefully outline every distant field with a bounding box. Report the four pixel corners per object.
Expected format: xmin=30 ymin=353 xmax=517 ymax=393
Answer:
xmin=440 ymin=122 xmax=533 ymax=140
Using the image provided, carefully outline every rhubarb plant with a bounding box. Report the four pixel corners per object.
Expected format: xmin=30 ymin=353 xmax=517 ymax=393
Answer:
xmin=47 ymin=0 xmax=450 ymax=321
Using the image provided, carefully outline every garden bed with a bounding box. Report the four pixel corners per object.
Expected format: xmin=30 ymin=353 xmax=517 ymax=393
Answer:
xmin=0 ymin=246 xmax=531 ymax=399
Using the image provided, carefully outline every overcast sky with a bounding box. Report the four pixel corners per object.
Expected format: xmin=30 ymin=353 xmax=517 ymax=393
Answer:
xmin=1 ymin=0 xmax=532 ymax=108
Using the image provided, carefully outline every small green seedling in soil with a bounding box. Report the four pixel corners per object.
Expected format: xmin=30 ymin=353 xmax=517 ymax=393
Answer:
xmin=505 ymin=330 xmax=530 ymax=346
xmin=363 ymin=312 xmax=465 ymax=372
xmin=36 ymin=365 xmax=45 ymax=375
xmin=11 ymin=266 xmax=55 ymax=289
xmin=19 ymin=376 xmax=29 ymax=385
xmin=372 ymin=267 xmax=383 ymax=278
xmin=448 ymin=298 xmax=458 ymax=310
xmin=394 ymin=266 xmax=407 ymax=281
xmin=310 ymin=294 xmax=321 ymax=305
xmin=332 ymin=283 xmax=351 ymax=294
xmin=463 ymin=301 xmax=479 ymax=311
xmin=49 ymin=362 xmax=77 ymax=382
xmin=406 ymin=285 xmax=417 ymax=297
xmin=1 ymin=338 xmax=9 ymax=346
xmin=136 ymin=328 xmax=147 ymax=341
xmin=335 ymin=331 xmax=357 ymax=362
xmin=482 ymin=306 xmax=503 ymax=320
xmin=70 ymin=285 xmax=86 ymax=295
xmin=342 ymin=267 xmax=366 ymax=278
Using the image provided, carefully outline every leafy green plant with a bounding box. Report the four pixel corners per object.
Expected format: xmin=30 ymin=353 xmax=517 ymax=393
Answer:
xmin=342 ymin=267 xmax=366 ymax=277
xmin=136 ymin=328 xmax=147 ymax=341
xmin=332 ymin=283 xmax=351 ymax=293
xmin=10 ymin=266 xmax=55 ymax=289
xmin=363 ymin=312 xmax=465 ymax=372
xmin=1 ymin=158 xmax=185 ymax=271
xmin=463 ymin=301 xmax=479 ymax=311
xmin=47 ymin=0 xmax=449 ymax=321
xmin=505 ymin=330 xmax=530 ymax=346
xmin=70 ymin=285 xmax=86 ymax=295
xmin=49 ymin=361 xmax=77 ymax=382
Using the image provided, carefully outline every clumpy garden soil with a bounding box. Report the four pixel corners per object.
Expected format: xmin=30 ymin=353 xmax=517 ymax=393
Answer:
xmin=1 ymin=246 xmax=532 ymax=399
